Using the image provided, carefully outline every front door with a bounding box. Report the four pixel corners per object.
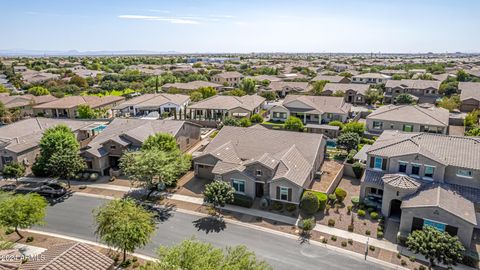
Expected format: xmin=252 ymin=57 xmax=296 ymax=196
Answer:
xmin=255 ymin=182 xmax=264 ymax=197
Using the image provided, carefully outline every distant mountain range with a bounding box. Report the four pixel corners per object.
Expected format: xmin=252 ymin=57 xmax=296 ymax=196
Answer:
xmin=0 ymin=49 xmax=182 ymax=56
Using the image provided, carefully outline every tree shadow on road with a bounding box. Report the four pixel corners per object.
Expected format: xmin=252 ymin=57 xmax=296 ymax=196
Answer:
xmin=48 ymin=190 xmax=74 ymax=206
xmin=151 ymin=203 xmax=176 ymax=222
xmin=192 ymin=216 xmax=226 ymax=234
xmin=298 ymin=231 xmax=311 ymax=245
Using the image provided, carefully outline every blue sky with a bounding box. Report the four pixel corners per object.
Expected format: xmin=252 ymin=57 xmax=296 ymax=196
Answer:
xmin=1 ymin=0 xmax=479 ymax=53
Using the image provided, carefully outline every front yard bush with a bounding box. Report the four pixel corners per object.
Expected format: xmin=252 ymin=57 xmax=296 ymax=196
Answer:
xmin=301 ymin=217 xmax=315 ymax=232
xmin=272 ymin=201 xmax=283 ymax=211
xmin=328 ymin=193 xmax=337 ymax=204
xmin=370 ymin=212 xmax=379 ymax=220
xmin=377 ymin=231 xmax=384 ymax=238
xmin=286 ymin=203 xmax=297 ymax=212
xmin=318 ymin=193 xmax=328 ymax=210
xmin=351 ymin=196 xmax=360 ymax=207
xmin=357 ymin=209 xmax=366 ymax=217
xmin=231 ymin=193 xmax=253 ymax=208
xmin=346 ymin=149 xmax=357 ymax=164
xmin=352 ymin=162 xmax=364 ymax=179
xmin=300 ymin=191 xmax=320 ymax=215
xmin=334 ymin=188 xmax=347 ymax=203
xmin=328 ymin=219 xmax=335 ymax=227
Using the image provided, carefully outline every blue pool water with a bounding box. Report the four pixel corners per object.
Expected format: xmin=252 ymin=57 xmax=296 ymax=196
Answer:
xmin=326 ymin=140 xmax=337 ymax=149
xmin=92 ymin=124 xmax=107 ymax=132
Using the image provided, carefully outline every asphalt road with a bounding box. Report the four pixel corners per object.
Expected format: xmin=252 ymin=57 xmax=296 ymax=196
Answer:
xmin=35 ymin=194 xmax=391 ymax=270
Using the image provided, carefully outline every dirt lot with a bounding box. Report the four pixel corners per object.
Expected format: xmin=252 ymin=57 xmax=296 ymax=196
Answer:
xmin=309 ymin=160 xmax=344 ymax=192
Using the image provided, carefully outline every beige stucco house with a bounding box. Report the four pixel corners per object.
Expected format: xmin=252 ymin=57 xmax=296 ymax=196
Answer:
xmin=193 ymin=126 xmax=326 ymax=204
xmin=459 ymin=82 xmax=480 ymax=112
xmin=211 ymin=71 xmax=244 ymax=87
xmin=360 ymin=131 xmax=480 ymax=246
xmin=384 ymin=79 xmax=441 ymax=104
xmin=322 ymin=83 xmax=370 ymax=104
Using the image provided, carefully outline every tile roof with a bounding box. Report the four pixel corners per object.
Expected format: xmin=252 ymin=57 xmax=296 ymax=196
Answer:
xmin=33 ymin=95 xmax=125 ymax=109
xmin=459 ymin=82 xmax=480 ymax=102
xmin=367 ymin=130 xmax=480 ymax=170
xmin=367 ymin=104 xmax=449 ymax=126
xmin=21 ymin=242 xmax=114 ymax=270
xmin=385 ymin=79 xmax=441 ymax=90
xmin=311 ymin=75 xmax=348 ymax=83
xmin=382 ymin=174 xmax=422 ymax=190
xmin=188 ymin=94 xmax=265 ymax=111
xmin=0 ymin=94 xmax=57 ymax=109
xmin=213 ymin=71 xmax=243 ymax=79
xmin=282 ymin=94 xmax=351 ymax=115
xmin=162 ymin=80 xmax=222 ymax=91
xmin=323 ymin=83 xmax=369 ymax=95
xmin=266 ymin=81 xmax=309 ymax=92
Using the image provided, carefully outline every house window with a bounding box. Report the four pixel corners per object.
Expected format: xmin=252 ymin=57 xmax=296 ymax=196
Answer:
xmin=232 ymin=179 xmax=245 ymax=193
xmin=110 ymin=145 xmax=116 ymax=150
xmin=1 ymin=156 xmax=13 ymax=165
xmin=374 ymin=157 xmax=383 ymax=170
xmin=411 ymin=164 xmax=420 ymax=176
xmin=373 ymin=121 xmax=383 ymax=130
xmin=280 ymin=187 xmax=290 ymax=201
xmin=403 ymin=124 xmax=413 ymax=132
xmin=256 ymin=170 xmax=262 ymax=177
xmin=398 ymin=161 xmax=407 ymax=173
xmin=457 ymin=169 xmax=473 ymax=178
xmin=424 ymin=165 xmax=435 ymax=179
xmin=327 ymin=113 xmax=333 ymax=119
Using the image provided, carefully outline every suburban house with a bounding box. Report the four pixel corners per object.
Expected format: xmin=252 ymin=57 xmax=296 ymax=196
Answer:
xmin=113 ymin=93 xmax=190 ymax=118
xmin=459 ymin=82 xmax=480 ymax=112
xmin=246 ymin=75 xmax=282 ymax=83
xmin=269 ymin=95 xmax=351 ymax=124
xmin=360 ymin=130 xmax=480 ymax=246
xmin=187 ymin=94 xmax=265 ymax=121
xmin=311 ymin=75 xmax=350 ymax=84
xmin=366 ymin=104 xmax=449 ymax=135
xmin=211 ymin=71 xmax=244 ymax=87
xmin=69 ymin=65 xmax=104 ymax=78
xmin=82 ymin=118 xmax=201 ymax=176
xmin=193 ymin=126 xmax=326 ymax=204
xmin=384 ymin=79 xmax=441 ymax=104
xmin=0 ymin=118 xmax=103 ymax=173
xmin=0 ymin=94 xmax=57 ymax=116
xmin=351 ymin=73 xmax=391 ymax=84
xmin=33 ymin=95 xmax=125 ymax=119
xmin=322 ymin=83 xmax=370 ymax=104
xmin=161 ymin=80 xmax=222 ymax=92
xmin=21 ymin=71 xmax=60 ymax=84
xmin=262 ymin=81 xmax=310 ymax=97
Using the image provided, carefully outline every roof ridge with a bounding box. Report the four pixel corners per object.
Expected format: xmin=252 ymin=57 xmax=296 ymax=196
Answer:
xmin=412 ymin=105 xmax=447 ymax=125
xmin=39 ymin=242 xmax=78 ymax=270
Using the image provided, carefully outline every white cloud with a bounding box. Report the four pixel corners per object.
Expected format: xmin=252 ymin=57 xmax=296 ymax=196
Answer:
xmin=118 ymin=15 xmax=199 ymax=24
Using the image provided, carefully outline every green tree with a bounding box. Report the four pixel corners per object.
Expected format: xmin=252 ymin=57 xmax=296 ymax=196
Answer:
xmin=395 ymin=93 xmax=415 ymax=104
xmin=312 ymin=80 xmax=329 ymax=95
xmin=300 ymin=191 xmax=319 ymax=215
xmin=464 ymin=110 xmax=479 ymax=128
xmin=437 ymin=95 xmax=460 ymax=112
xmin=0 ymin=102 xmax=7 ymax=118
xmin=203 ymin=181 xmax=235 ymax=211
xmin=337 ymin=132 xmax=360 ymax=151
xmin=364 ymin=89 xmax=382 ymax=105
xmin=328 ymin=121 xmax=344 ymax=130
xmin=456 ymin=70 xmax=469 ymax=82
xmin=284 ymin=116 xmax=304 ymax=131
xmin=32 ymin=125 xmax=85 ymax=186
xmin=2 ymin=162 xmax=26 ymax=184
xmin=240 ymin=78 xmax=256 ymax=94
xmin=0 ymin=85 xmax=9 ymax=93
xmin=406 ymin=226 xmax=465 ymax=267
xmin=439 ymin=78 xmax=459 ymax=96
xmin=69 ymin=75 xmax=89 ymax=88
xmin=332 ymin=90 xmax=345 ymax=97
xmin=465 ymin=127 xmax=480 ymax=136
xmin=0 ymin=193 xmax=48 ymax=238
xmin=342 ymin=122 xmax=365 ymax=136
xmin=190 ymin=91 xmax=203 ymax=102
xmin=260 ymin=91 xmax=276 ymax=101
xmin=141 ymin=238 xmax=271 ymax=270
xmin=198 ymin=87 xmax=217 ymax=99
xmin=250 ymin=113 xmax=264 ymax=123
xmin=77 ymin=104 xmax=97 ymax=119
xmin=141 ymin=133 xmax=178 ymax=152
xmin=93 ymin=198 xmax=156 ymax=263
xmin=239 ymin=117 xmax=251 ymax=127
xmin=27 ymin=86 xmax=50 ymax=96
xmin=222 ymin=117 xmax=240 ymax=127
xmin=228 ymin=89 xmax=246 ymax=97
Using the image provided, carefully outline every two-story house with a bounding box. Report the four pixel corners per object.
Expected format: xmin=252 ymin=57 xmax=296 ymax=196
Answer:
xmin=366 ymin=104 xmax=449 ymax=135
xmin=211 ymin=71 xmax=244 ymax=87
xmin=360 ymin=131 xmax=480 ymax=246
xmin=193 ymin=126 xmax=326 ymax=204
xmin=269 ymin=95 xmax=351 ymax=124
xmin=322 ymin=83 xmax=370 ymax=104
xmin=351 ymin=73 xmax=391 ymax=84
xmin=384 ymin=79 xmax=441 ymax=104
xmin=262 ymin=81 xmax=310 ymax=98
xmin=81 ymin=118 xmax=201 ymax=176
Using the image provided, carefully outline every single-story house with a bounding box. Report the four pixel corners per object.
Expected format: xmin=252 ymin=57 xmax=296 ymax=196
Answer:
xmin=0 ymin=94 xmax=57 ymax=116
xmin=161 ymin=80 xmax=222 ymax=92
xmin=113 ymin=93 xmax=190 ymax=118
xmin=366 ymin=104 xmax=449 ymax=135
xmin=193 ymin=126 xmax=326 ymax=204
xmin=311 ymin=75 xmax=350 ymax=84
xmin=269 ymin=95 xmax=351 ymax=124
xmin=262 ymin=81 xmax=310 ymax=97
xmin=458 ymin=82 xmax=480 ymax=112
xmin=82 ymin=118 xmax=201 ymax=176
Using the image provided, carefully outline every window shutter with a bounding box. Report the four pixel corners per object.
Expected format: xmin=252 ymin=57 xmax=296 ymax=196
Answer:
xmin=288 ymin=188 xmax=292 ymax=201
xmin=369 ymin=157 xmax=375 ymax=168
xmin=381 ymin=158 xmax=387 ymax=170
xmin=276 ymin=186 xmax=280 ymax=200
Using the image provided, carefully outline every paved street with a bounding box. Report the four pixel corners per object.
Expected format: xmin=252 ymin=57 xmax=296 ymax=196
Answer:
xmin=35 ymin=194 xmax=391 ymax=270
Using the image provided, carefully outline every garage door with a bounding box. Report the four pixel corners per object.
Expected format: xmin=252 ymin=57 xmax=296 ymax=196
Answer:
xmin=196 ymin=164 xmax=214 ymax=180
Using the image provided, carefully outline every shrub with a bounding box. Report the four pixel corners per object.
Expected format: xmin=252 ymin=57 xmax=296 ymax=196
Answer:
xmin=331 ymin=235 xmax=337 ymax=241
xmin=357 ymin=209 xmax=366 ymax=217
xmin=348 ymin=239 xmax=353 ymax=245
xmin=346 ymin=149 xmax=357 ymax=164
xmin=301 ymin=217 xmax=315 ymax=232
xmin=5 ymin=228 xmax=13 ymax=235
xmin=26 ymin=236 xmax=34 ymax=243
xmin=365 ymin=230 xmax=371 ymax=236
xmin=286 ymin=204 xmax=297 ymax=212
xmin=232 ymin=193 xmax=253 ymax=208
xmin=341 ymin=241 xmax=347 ymax=247
xmin=325 ymin=204 xmax=331 ymax=214
xmin=370 ymin=212 xmax=379 ymax=220
xmin=284 ymin=116 xmax=304 ymax=131
xmin=328 ymin=219 xmax=335 ymax=227
xmin=377 ymin=225 xmax=383 ymax=232
xmin=347 ymin=224 xmax=354 ymax=232
xmin=367 ymin=207 xmax=375 ymax=213
xmin=352 ymin=162 xmax=364 ymax=179
xmin=322 ymin=238 xmax=328 ymax=244
xmin=369 ymin=245 xmax=375 ymax=251
xmin=400 ymin=259 xmax=407 ymax=266
xmin=347 ymin=205 xmax=352 ymax=214
xmin=419 ymin=266 xmax=426 ymax=270
xmin=317 ymin=192 xmax=328 ymax=210
xmin=272 ymin=201 xmax=283 ymax=211
xmin=397 ymin=253 xmax=402 ymax=259
xmin=409 ymin=256 xmax=416 ymax=262
xmin=300 ymin=191 xmax=320 ymax=214
xmin=337 ymin=132 xmax=360 ymax=151
xmin=89 ymin=173 xmax=99 ymax=181
xmin=328 ymin=193 xmax=337 ymax=204
xmin=250 ymin=114 xmax=264 ymax=123
xmin=334 ymin=188 xmax=347 ymax=203
xmin=328 ymin=121 xmax=344 ymax=130
xmin=377 ymin=231 xmax=384 ymax=238
xmin=350 ymin=196 xmax=360 ymax=206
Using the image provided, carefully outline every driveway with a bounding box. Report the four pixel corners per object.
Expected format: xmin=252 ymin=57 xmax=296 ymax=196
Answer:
xmin=35 ymin=194 xmax=392 ymax=270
